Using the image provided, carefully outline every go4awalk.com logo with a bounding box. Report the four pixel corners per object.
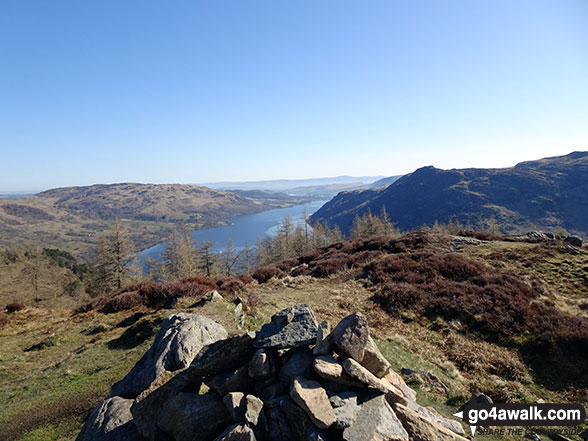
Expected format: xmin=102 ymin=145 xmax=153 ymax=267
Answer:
xmin=453 ymin=403 xmax=586 ymax=437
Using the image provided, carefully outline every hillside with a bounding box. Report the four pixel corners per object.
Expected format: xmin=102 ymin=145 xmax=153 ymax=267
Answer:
xmin=311 ymin=152 xmax=588 ymax=237
xmin=0 ymin=183 xmax=301 ymax=257
xmin=1 ymin=232 xmax=587 ymax=441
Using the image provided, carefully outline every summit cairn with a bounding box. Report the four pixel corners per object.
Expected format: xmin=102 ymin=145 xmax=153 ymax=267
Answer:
xmin=77 ymin=305 xmax=467 ymax=441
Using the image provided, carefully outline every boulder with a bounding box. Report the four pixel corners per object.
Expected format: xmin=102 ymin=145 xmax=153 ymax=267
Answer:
xmin=333 ymin=400 xmax=361 ymax=429
xmin=313 ymin=355 xmax=364 ymax=388
xmin=328 ymin=391 xmax=357 ymax=408
xmin=211 ymin=291 xmax=224 ymax=302
xmin=282 ymin=399 xmax=329 ymax=441
xmin=290 ymin=377 xmax=336 ymax=429
xmin=188 ymin=333 xmax=256 ymax=382
xmin=313 ymin=320 xmax=332 ymax=355
xmin=394 ymin=403 xmax=468 ymax=441
xmin=360 ymin=337 xmax=391 ymax=378
xmin=265 ymin=405 xmax=295 ymax=441
xmin=205 ymin=364 xmax=255 ymax=396
xmin=223 ymin=392 xmax=264 ymax=426
xmin=254 ymin=304 xmax=318 ymax=349
xmin=111 ymin=313 xmax=227 ymax=398
xmin=157 ymin=392 xmax=232 ymax=441
xmin=343 ymin=394 xmax=409 ymax=441
xmin=384 ymin=370 xmax=416 ymax=402
xmin=75 ymin=396 xmax=142 ymax=441
xmin=331 ymin=313 xmax=369 ymax=362
xmin=406 ymin=401 xmax=465 ymax=436
xmin=249 ymin=349 xmax=272 ymax=380
xmin=564 ymin=235 xmax=583 ymax=247
xmin=343 ymin=358 xmax=408 ymax=406
xmin=279 ymin=347 xmax=314 ymax=382
xmin=213 ymin=424 xmax=257 ymax=441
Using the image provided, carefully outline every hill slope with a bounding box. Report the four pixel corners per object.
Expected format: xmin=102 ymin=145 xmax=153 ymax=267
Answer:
xmin=0 ymin=183 xmax=299 ymax=257
xmin=311 ymin=152 xmax=588 ymax=236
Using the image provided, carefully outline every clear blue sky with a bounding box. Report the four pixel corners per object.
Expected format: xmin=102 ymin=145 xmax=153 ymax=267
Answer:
xmin=1 ymin=0 xmax=587 ymax=191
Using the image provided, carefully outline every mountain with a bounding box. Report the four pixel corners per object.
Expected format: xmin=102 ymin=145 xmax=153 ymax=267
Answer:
xmin=202 ymin=176 xmax=385 ymax=192
xmin=0 ymin=183 xmax=302 ymax=256
xmin=368 ymin=175 xmax=403 ymax=189
xmin=311 ymin=152 xmax=588 ymax=237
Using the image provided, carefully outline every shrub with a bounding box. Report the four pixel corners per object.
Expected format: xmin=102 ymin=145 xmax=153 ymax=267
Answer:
xmin=5 ymin=302 xmax=25 ymax=313
xmin=72 ymin=297 xmax=108 ymax=315
xmin=106 ymin=291 xmax=143 ymax=312
xmin=217 ymin=275 xmax=254 ymax=294
xmin=252 ymin=265 xmax=285 ymax=283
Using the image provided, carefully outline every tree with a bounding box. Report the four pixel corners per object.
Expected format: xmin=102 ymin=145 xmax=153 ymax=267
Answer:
xmin=158 ymin=226 xmax=200 ymax=280
xmin=198 ymin=241 xmax=217 ymax=278
xmin=93 ymin=221 xmax=135 ymax=293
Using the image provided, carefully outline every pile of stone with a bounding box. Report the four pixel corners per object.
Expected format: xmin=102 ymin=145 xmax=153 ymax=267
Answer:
xmin=77 ymin=305 xmax=467 ymax=441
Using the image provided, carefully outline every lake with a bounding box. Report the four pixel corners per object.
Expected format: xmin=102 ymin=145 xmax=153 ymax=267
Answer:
xmin=140 ymin=199 xmax=327 ymax=260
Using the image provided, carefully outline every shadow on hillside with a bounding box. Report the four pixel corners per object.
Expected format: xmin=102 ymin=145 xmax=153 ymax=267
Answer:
xmin=107 ymin=318 xmax=160 ymax=350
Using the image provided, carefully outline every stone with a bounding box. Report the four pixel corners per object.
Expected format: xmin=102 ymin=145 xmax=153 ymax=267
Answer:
xmin=564 ymin=235 xmax=582 ymax=247
xmin=75 ymin=396 xmax=141 ymax=441
xmin=329 ymin=391 xmax=357 ymax=408
xmin=249 ymin=349 xmax=272 ymax=380
xmin=211 ymin=291 xmax=224 ymax=301
xmin=458 ymin=392 xmax=493 ymax=411
xmin=313 ymin=355 xmax=364 ymax=388
xmin=332 ymin=312 xmax=369 ymax=362
xmin=282 ymin=400 xmax=328 ymax=441
xmin=313 ymin=321 xmax=332 ymax=355
xmin=131 ymin=370 xmax=193 ymax=441
xmin=394 ymin=403 xmax=468 ymax=441
xmin=157 ymin=392 xmax=232 ymax=441
xmin=289 ymin=377 xmax=336 ymax=429
xmin=254 ymin=304 xmax=318 ymax=349
xmin=384 ymin=371 xmax=416 ymax=402
xmin=213 ymin=424 xmax=257 ymax=441
xmin=266 ymin=405 xmax=294 ymax=440
xmin=343 ymin=394 xmax=409 ymax=441
xmin=333 ymin=400 xmax=361 ymax=429
xmin=343 ymin=358 xmax=408 ymax=406
xmin=255 ymin=377 xmax=289 ymax=402
xmin=235 ymin=302 xmax=243 ymax=316
xmin=111 ymin=313 xmax=227 ymax=398
xmin=205 ymin=364 xmax=255 ymax=396
xmin=406 ymin=401 xmax=465 ymax=436
xmin=360 ymin=337 xmax=391 ymax=378
xmin=188 ymin=333 xmax=256 ymax=382
xmin=279 ymin=347 xmax=314 ymax=382
xmin=223 ymin=392 xmax=264 ymax=425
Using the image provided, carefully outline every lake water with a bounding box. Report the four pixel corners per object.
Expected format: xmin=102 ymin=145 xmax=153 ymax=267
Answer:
xmin=140 ymin=199 xmax=327 ymax=260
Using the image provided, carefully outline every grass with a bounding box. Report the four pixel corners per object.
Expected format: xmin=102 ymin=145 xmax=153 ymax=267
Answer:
xmin=1 ymin=234 xmax=587 ymax=440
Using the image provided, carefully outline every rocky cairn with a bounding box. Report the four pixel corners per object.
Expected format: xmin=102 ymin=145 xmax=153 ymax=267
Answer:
xmin=77 ymin=304 xmax=467 ymax=441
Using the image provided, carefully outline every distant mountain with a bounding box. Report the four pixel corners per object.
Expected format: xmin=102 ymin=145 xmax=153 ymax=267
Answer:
xmin=202 ymin=176 xmax=385 ymax=192
xmin=311 ymin=152 xmax=588 ymax=237
xmin=0 ymin=183 xmax=301 ymax=256
xmin=368 ymin=175 xmax=403 ymax=189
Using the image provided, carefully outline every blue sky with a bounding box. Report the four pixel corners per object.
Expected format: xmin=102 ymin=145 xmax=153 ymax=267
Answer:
xmin=1 ymin=0 xmax=587 ymax=191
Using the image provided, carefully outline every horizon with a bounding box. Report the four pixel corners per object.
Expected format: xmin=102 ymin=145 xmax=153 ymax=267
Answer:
xmin=2 ymin=1 xmax=588 ymax=191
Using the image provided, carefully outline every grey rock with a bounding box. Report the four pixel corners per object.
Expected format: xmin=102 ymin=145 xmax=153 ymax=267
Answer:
xmin=223 ymin=392 xmax=264 ymax=426
xmin=458 ymin=392 xmax=493 ymax=411
xmin=525 ymin=433 xmax=542 ymax=441
xmin=131 ymin=370 xmax=192 ymax=441
xmin=343 ymin=358 xmax=408 ymax=405
xmin=313 ymin=355 xmax=365 ymax=388
xmin=254 ymin=377 xmax=289 ymax=402
xmin=564 ymin=235 xmax=583 ymax=247
xmin=157 ymin=392 xmax=231 ymax=441
xmin=213 ymin=424 xmax=257 ymax=441
xmin=205 ymin=364 xmax=255 ymax=396
xmin=282 ymin=400 xmax=328 ymax=441
xmin=254 ymin=304 xmax=318 ymax=349
xmin=360 ymin=337 xmax=391 ymax=378
xmin=332 ymin=312 xmax=369 ymax=362
xmin=76 ymin=396 xmax=142 ymax=441
xmin=313 ymin=320 xmax=332 ymax=355
xmin=394 ymin=403 xmax=468 ymax=441
xmin=333 ymin=400 xmax=361 ymax=430
xmin=406 ymin=401 xmax=465 ymax=436
xmin=329 ymin=391 xmax=357 ymax=408
xmin=266 ymin=405 xmax=295 ymax=441
xmin=111 ymin=313 xmax=227 ymax=398
xmin=290 ymin=377 xmax=336 ymax=429
xmin=211 ymin=291 xmax=224 ymax=301
xmin=188 ymin=333 xmax=256 ymax=382
xmin=249 ymin=349 xmax=272 ymax=380
xmin=279 ymin=347 xmax=314 ymax=382
xmin=235 ymin=302 xmax=244 ymax=316
xmin=343 ymin=394 xmax=409 ymax=441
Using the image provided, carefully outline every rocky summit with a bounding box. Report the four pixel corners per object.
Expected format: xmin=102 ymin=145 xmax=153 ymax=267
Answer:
xmin=76 ymin=305 xmax=467 ymax=441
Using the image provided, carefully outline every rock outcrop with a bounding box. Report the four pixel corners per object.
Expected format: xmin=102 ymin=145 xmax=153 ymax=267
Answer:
xmin=77 ymin=305 xmax=467 ymax=441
